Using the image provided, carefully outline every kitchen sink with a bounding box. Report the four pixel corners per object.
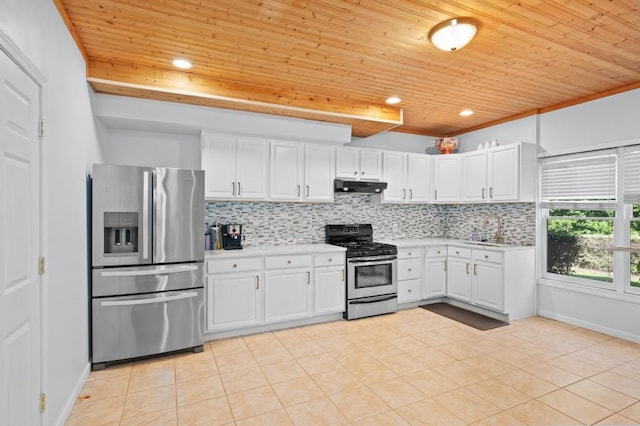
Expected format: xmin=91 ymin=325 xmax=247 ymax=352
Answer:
xmin=461 ymin=240 xmax=512 ymax=247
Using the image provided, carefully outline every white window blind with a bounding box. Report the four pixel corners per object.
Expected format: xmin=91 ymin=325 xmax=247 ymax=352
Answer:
xmin=540 ymin=154 xmax=616 ymax=207
xmin=623 ymin=148 xmax=640 ymax=204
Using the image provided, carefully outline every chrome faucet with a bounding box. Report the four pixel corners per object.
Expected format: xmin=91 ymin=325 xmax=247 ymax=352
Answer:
xmin=482 ymin=214 xmax=503 ymax=244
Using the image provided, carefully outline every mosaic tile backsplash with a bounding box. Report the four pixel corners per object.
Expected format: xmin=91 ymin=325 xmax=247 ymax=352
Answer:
xmin=205 ymin=195 xmax=536 ymax=247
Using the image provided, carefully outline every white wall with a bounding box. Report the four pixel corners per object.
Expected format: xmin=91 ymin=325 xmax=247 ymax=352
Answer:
xmin=456 ymin=116 xmax=537 ymax=152
xmin=0 ymin=1 xmax=103 ymax=424
xmin=349 ymin=131 xmax=437 ymax=153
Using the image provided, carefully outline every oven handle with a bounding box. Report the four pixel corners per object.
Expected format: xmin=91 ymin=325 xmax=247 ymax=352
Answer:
xmin=100 ymin=291 xmax=199 ymax=307
xmin=348 ymin=255 xmax=397 ymax=263
xmin=349 ymin=294 xmax=398 ymax=304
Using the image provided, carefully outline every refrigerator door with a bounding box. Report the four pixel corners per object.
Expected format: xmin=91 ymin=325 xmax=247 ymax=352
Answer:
xmin=153 ymin=168 xmax=204 ymax=264
xmin=92 ymin=165 xmax=153 ymax=267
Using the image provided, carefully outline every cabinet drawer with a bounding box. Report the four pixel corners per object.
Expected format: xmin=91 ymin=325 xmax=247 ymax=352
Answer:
xmin=398 ymin=247 xmax=422 ymax=259
xmin=398 ymin=258 xmax=421 ymax=280
xmin=398 ymin=279 xmax=421 ymax=303
xmin=448 ymin=247 xmax=471 ymax=258
xmin=472 ymin=250 xmax=502 ymax=264
xmin=427 ymin=246 xmax=447 ymax=257
xmin=265 ymin=254 xmax=312 ymax=270
xmin=315 ymin=253 xmax=345 ymax=267
xmin=207 ymin=257 xmax=261 ymax=274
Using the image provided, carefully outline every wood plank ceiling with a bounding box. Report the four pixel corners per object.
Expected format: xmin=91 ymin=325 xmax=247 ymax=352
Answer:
xmin=55 ymin=0 xmax=640 ymax=138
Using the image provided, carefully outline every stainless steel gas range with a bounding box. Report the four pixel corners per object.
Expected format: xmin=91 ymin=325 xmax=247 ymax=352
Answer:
xmin=325 ymin=224 xmax=398 ymax=320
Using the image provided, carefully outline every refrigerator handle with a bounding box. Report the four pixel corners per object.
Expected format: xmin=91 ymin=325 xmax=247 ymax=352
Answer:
xmin=100 ymin=264 xmax=198 ymax=277
xmin=142 ymin=170 xmax=150 ymax=259
xmin=100 ymin=291 xmax=198 ymax=307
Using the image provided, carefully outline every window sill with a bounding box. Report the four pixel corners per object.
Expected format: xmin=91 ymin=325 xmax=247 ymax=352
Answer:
xmin=538 ymin=277 xmax=640 ymax=304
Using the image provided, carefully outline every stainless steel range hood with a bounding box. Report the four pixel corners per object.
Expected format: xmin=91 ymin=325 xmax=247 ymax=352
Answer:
xmin=334 ymin=179 xmax=388 ymax=194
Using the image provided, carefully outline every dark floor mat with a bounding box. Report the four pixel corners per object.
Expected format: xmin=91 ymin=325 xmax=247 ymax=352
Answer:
xmin=419 ymin=303 xmax=508 ymax=331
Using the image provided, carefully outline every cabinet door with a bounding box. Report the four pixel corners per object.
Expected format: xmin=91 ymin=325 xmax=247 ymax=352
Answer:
xmin=206 ymin=273 xmax=261 ymax=332
xmin=473 ymin=261 xmax=504 ymax=312
xmin=360 ymin=150 xmax=383 ymax=180
xmin=425 ymin=256 xmax=447 ymax=298
xmin=382 ymin=152 xmax=407 ymax=202
xmin=304 ymin=144 xmax=335 ymax=202
xmin=314 ymin=266 xmax=345 ymax=315
xmin=335 ymin=148 xmax=359 ymax=179
xmin=407 ymin=154 xmax=430 ymax=202
xmin=433 ymin=156 xmax=461 ymax=203
xmin=236 ymin=137 xmax=268 ymax=200
xmin=461 ymin=151 xmax=487 ymax=202
xmin=488 ymin=145 xmax=519 ymax=201
xmin=447 ymin=257 xmax=471 ymax=302
xmin=398 ymin=279 xmax=421 ymax=303
xmin=202 ymin=133 xmax=236 ymax=199
xmin=269 ymin=141 xmax=302 ymax=200
xmin=264 ymin=269 xmax=312 ymax=322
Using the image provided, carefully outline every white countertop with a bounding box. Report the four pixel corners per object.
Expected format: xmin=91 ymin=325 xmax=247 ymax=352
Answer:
xmin=384 ymin=238 xmax=534 ymax=251
xmin=205 ymin=243 xmax=346 ymax=259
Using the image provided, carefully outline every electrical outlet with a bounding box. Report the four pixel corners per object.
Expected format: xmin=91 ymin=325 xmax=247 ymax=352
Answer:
xmin=392 ymin=223 xmax=399 ymax=233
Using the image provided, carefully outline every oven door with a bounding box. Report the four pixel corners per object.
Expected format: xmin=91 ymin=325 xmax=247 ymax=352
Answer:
xmin=347 ymin=256 xmax=398 ymax=299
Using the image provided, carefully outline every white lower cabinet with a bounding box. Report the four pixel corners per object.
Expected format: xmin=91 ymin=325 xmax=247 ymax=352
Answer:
xmin=314 ymin=266 xmax=345 ymax=314
xmin=472 ymin=250 xmax=504 ymax=312
xmin=424 ymin=246 xmax=447 ymax=298
xmin=205 ymin=258 xmax=262 ymax=332
xmin=397 ymin=247 xmax=423 ymax=303
xmin=264 ymin=255 xmax=312 ymax=323
xmin=446 ymin=247 xmax=472 ymax=303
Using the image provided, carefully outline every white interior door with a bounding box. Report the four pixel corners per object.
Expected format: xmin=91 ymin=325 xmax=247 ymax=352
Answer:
xmin=0 ymin=49 xmax=42 ymax=425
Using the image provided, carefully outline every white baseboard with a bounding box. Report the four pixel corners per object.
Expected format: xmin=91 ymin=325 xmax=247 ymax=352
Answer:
xmin=537 ymin=309 xmax=640 ymax=343
xmin=55 ymin=362 xmax=91 ymax=426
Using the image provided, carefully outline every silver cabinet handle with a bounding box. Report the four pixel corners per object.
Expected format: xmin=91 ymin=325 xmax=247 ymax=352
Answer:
xmin=482 ymin=188 xmax=485 ymax=199
xmin=408 ymin=268 xmax=412 ymax=272
xmin=402 ymin=189 xmax=406 ymax=199
xmin=306 ymin=185 xmax=310 ymax=197
xmin=434 ymin=189 xmax=438 ymax=200
xmin=466 ymin=263 xmax=469 ymax=274
xmin=256 ymin=275 xmax=260 ymax=290
xmin=232 ymin=182 xmax=236 ymax=196
xmin=490 ymin=187 xmax=493 ymax=199
xmin=354 ymin=171 xmax=358 ymax=176
xmin=408 ymin=289 xmax=412 ymax=293
xmin=474 ymin=264 xmax=478 ymax=275
xmin=409 ymin=189 xmax=413 ymax=200
xmin=101 ymin=291 xmax=197 ymax=307
xmin=100 ymin=264 xmax=198 ymax=277
xmin=238 ymin=182 xmax=241 ymax=196
xmin=142 ymin=170 xmax=150 ymax=259
xmin=341 ymin=269 xmax=345 ymax=281
xmin=443 ymin=260 xmax=447 ymax=271
xmin=307 ymin=271 xmax=311 ymax=284
xmin=361 ymin=171 xmax=365 ymax=175
xmin=297 ymin=184 xmax=301 ymax=197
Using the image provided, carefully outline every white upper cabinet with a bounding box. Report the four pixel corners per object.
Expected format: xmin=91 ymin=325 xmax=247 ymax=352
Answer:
xmin=202 ymin=133 xmax=268 ymax=200
xmin=461 ymin=151 xmax=488 ymax=202
xmin=382 ymin=152 xmax=430 ymax=203
xmin=432 ymin=155 xmax=461 ymax=203
xmin=270 ymin=141 xmax=335 ymax=202
xmin=336 ymin=148 xmax=382 ymax=180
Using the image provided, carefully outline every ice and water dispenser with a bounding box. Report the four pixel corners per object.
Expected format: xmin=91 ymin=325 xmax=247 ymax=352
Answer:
xmin=103 ymin=212 xmax=139 ymax=254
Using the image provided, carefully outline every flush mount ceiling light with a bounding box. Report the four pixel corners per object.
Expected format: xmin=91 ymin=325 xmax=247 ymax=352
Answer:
xmin=172 ymin=58 xmax=192 ymax=69
xmin=429 ymin=18 xmax=479 ymax=51
xmin=386 ymin=96 xmax=401 ymax=105
xmin=460 ymin=109 xmax=474 ymax=116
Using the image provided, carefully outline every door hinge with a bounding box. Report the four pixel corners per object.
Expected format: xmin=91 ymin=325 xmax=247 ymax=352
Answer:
xmin=38 ymin=257 xmax=45 ymax=275
xmin=39 ymin=120 xmax=44 ymax=137
xmin=39 ymin=393 xmax=46 ymax=412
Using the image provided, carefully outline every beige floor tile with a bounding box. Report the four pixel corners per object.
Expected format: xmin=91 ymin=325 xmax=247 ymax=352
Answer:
xmin=351 ymin=410 xmax=409 ymax=425
xmin=119 ymin=408 xmax=177 ymax=426
xmin=566 ymin=379 xmax=637 ymax=412
xmin=88 ymin=363 xmax=132 ymax=380
xmin=175 ymin=358 xmax=219 ymax=383
xmin=485 ymin=347 xmax=537 ymax=368
xmin=434 ymin=341 xmax=484 ymax=360
xmin=466 ymin=378 xmax=531 ymax=410
xmin=536 ymin=335 xmax=581 ymax=354
xmin=495 ymin=369 xmax=557 ymax=398
xmin=210 ymin=337 xmax=250 ymax=356
xmin=243 ymin=332 xmax=282 ymax=352
xmin=611 ymin=360 xmax=640 ymax=379
xmin=407 ymin=347 xmax=456 ymax=368
xmin=285 ymin=397 xmax=349 ymax=426
xmin=77 ymin=375 xmax=130 ymax=401
xmin=463 ymin=336 xmax=502 ymax=353
xmin=434 ymin=360 xmax=490 ymax=386
xmin=379 ymin=353 xmax=428 ymax=376
xmin=346 ymin=358 xmax=398 ymax=385
xmin=173 ymin=348 xmax=215 ymax=366
xmin=523 ymin=361 xmax=582 ymax=387
xmin=122 ymin=385 xmax=176 ymax=420
xmin=387 ymin=336 xmax=428 ymax=353
xmin=283 ymin=338 xmax=326 ymax=358
xmin=272 ymin=376 xmax=326 ymax=407
xmin=177 ymin=395 xmax=233 ymax=426
xmin=592 ymin=370 xmax=640 ymax=399
xmin=545 ymin=353 xmax=606 ymax=378
xmin=235 ymin=408 xmax=294 ymax=426
xmin=568 ymin=348 xmax=628 ymax=370
xmin=432 ymin=388 xmax=501 ymax=424
xmin=330 ymin=385 xmax=391 ymax=422
xmin=506 ymin=399 xmax=582 ymax=425
xmin=411 ymin=330 xmax=455 ymax=346
xmin=589 ymin=339 xmax=640 ymax=362
xmin=403 ymin=368 xmax=459 ymax=397
xmin=538 ymin=388 xmax=614 ymax=425
xmin=368 ymin=377 xmax=427 ymax=409
xmin=469 ymin=411 xmax=526 ymax=426
xmin=226 ymin=385 xmax=282 ymax=420
xmin=260 ymin=359 xmax=307 ymax=384
xmin=512 ymin=342 xmax=561 ymax=360
xmin=311 ymin=367 xmax=363 ymax=395
xmin=251 ymin=346 xmax=293 ymax=366
xmin=221 ymin=366 xmax=269 ymax=395
xmin=395 ymin=398 xmax=465 ymax=425
xmin=66 ymin=395 xmax=125 ymax=426
xmin=128 ymin=366 xmax=175 ymax=393
xmin=435 ymin=325 xmax=477 ymax=341
xmin=620 ymin=401 xmax=640 ymax=423
xmin=296 ymin=352 xmax=342 ymax=375
xmin=215 ymin=351 xmax=258 ymax=374
xmin=313 ymin=334 xmax=352 ymax=352
xmin=176 ymin=375 xmax=225 ymax=406
xmin=485 ymin=332 xmax=525 ymax=348
xmin=130 ymin=356 xmax=175 ymax=376
xmin=363 ymin=340 xmax=404 ymax=359
xmin=595 ymin=413 xmax=639 ymax=425
xmin=462 ymin=353 xmax=515 ymax=378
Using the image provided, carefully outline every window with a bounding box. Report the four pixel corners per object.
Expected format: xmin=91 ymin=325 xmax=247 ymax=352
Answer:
xmin=629 ymin=206 xmax=640 ymax=291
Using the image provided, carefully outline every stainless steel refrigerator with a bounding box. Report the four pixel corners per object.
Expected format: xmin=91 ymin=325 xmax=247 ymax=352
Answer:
xmin=90 ymin=164 xmax=204 ymax=370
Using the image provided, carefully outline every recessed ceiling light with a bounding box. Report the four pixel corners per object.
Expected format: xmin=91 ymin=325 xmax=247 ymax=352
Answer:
xmin=460 ymin=109 xmax=474 ymax=116
xmin=386 ymin=96 xmax=401 ymax=105
xmin=172 ymin=58 xmax=192 ymax=69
